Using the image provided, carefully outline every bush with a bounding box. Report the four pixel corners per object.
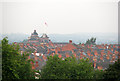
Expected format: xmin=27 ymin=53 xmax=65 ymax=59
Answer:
xmin=40 ymin=55 xmax=95 ymax=79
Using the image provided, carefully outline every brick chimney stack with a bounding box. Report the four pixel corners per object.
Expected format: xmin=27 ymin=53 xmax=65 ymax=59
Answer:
xmin=69 ymin=40 xmax=72 ymax=44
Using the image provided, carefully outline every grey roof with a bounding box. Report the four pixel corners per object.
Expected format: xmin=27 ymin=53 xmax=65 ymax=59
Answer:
xmin=32 ymin=30 xmax=38 ymax=35
xmin=41 ymin=34 xmax=49 ymax=38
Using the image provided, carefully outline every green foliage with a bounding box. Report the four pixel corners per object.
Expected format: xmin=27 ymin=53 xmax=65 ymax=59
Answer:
xmin=0 ymin=39 xmax=2 ymax=80
xmin=103 ymin=59 xmax=120 ymax=81
xmin=86 ymin=37 xmax=96 ymax=45
xmin=40 ymin=55 xmax=95 ymax=79
xmin=2 ymin=37 xmax=35 ymax=79
xmin=2 ymin=37 xmax=119 ymax=80
xmin=78 ymin=43 xmax=82 ymax=46
xmin=93 ymin=69 xmax=104 ymax=79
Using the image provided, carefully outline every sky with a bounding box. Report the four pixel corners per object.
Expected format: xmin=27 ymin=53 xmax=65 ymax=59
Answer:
xmin=0 ymin=0 xmax=119 ymax=34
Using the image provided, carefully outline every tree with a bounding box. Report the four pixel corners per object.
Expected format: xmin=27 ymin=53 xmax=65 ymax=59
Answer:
xmin=0 ymin=40 xmax=2 ymax=80
xmin=2 ymin=37 xmax=35 ymax=79
xmin=40 ymin=55 xmax=95 ymax=79
xmin=86 ymin=37 xmax=96 ymax=45
xmin=78 ymin=42 xmax=81 ymax=45
xmin=93 ymin=69 xmax=104 ymax=79
xmin=103 ymin=59 xmax=120 ymax=81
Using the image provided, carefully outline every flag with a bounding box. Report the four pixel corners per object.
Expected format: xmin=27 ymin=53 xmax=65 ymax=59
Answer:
xmin=45 ymin=22 xmax=48 ymax=27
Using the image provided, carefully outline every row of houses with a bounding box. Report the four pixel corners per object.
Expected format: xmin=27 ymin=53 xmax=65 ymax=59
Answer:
xmin=14 ymin=30 xmax=119 ymax=70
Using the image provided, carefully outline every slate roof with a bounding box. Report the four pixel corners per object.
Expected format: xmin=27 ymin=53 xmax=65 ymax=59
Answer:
xmin=41 ymin=34 xmax=49 ymax=38
xmin=18 ymin=31 xmax=119 ymax=70
xmin=32 ymin=30 xmax=38 ymax=35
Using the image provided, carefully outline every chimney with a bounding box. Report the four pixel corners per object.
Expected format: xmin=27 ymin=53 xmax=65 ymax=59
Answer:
xmin=69 ymin=40 xmax=72 ymax=43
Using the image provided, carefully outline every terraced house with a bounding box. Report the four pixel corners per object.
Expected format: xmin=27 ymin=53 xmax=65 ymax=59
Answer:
xmin=14 ymin=30 xmax=119 ymax=70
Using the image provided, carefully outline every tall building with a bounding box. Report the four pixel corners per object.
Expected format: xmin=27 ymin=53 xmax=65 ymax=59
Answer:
xmin=40 ymin=33 xmax=50 ymax=44
xmin=28 ymin=30 xmax=39 ymax=42
xmin=28 ymin=30 xmax=50 ymax=44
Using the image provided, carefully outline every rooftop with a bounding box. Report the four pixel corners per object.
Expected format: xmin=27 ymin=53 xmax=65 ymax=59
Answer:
xmin=41 ymin=33 xmax=49 ymax=38
xmin=32 ymin=30 xmax=38 ymax=35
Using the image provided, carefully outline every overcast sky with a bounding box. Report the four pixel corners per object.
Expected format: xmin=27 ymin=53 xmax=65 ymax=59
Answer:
xmin=0 ymin=0 xmax=118 ymax=34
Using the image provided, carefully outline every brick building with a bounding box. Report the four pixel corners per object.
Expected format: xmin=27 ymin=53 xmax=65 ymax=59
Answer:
xmin=17 ymin=30 xmax=119 ymax=70
xmin=28 ymin=30 xmax=51 ymax=44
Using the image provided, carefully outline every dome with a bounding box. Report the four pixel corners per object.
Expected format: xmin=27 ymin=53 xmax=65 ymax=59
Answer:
xmin=32 ymin=30 xmax=38 ymax=35
xmin=41 ymin=33 xmax=49 ymax=38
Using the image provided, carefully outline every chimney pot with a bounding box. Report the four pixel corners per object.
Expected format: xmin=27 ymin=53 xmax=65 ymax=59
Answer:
xmin=69 ymin=40 xmax=72 ymax=43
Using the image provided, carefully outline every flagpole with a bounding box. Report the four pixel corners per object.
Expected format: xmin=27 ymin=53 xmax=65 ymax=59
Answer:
xmin=44 ymin=22 xmax=48 ymax=34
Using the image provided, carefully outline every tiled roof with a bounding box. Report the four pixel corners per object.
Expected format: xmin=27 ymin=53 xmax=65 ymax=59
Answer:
xmin=62 ymin=43 xmax=77 ymax=51
xmin=53 ymin=42 xmax=68 ymax=44
xmin=18 ymin=34 xmax=118 ymax=70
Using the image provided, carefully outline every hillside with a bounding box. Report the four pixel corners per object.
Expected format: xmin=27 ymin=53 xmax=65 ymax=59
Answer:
xmin=0 ymin=32 xmax=118 ymax=44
